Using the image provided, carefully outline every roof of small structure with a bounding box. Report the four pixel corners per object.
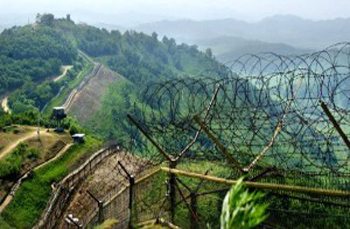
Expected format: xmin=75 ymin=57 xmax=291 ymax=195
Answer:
xmin=72 ymin=133 xmax=85 ymax=138
xmin=53 ymin=106 xmax=65 ymax=110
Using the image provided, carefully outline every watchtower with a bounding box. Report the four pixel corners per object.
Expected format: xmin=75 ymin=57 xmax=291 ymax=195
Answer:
xmin=52 ymin=107 xmax=67 ymax=132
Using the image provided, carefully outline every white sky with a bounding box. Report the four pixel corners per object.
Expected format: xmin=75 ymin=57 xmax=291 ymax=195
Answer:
xmin=1 ymin=0 xmax=350 ymax=26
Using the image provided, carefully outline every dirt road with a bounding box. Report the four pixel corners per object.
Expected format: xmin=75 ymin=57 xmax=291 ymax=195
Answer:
xmin=1 ymin=96 xmax=11 ymax=114
xmin=53 ymin=65 xmax=73 ymax=82
xmin=35 ymin=143 xmax=73 ymax=171
xmin=0 ymin=129 xmax=49 ymax=161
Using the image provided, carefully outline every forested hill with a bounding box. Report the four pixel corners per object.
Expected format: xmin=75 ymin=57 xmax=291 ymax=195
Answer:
xmin=50 ymin=15 xmax=228 ymax=140
xmin=0 ymin=24 xmax=77 ymax=95
xmin=0 ymin=14 xmax=228 ymax=141
xmin=0 ymin=14 xmax=227 ymax=96
xmin=53 ymin=17 xmax=228 ymax=84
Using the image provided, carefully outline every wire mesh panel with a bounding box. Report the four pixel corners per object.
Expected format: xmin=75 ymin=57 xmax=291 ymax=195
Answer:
xmin=103 ymin=188 xmax=130 ymax=229
xmin=173 ymin=176 xmax=229 ymax=228
xmin=133 ymin=170 xmax=170 ymax=224
xmin=265 ymin=191 xmax=350 ymax=229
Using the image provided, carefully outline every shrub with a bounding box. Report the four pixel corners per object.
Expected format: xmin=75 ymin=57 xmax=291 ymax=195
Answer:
xmin=0 ymin=143 xmax=39 ymax=179
xmin=27 ymin=148 xmax=40 ymax=160
xmin=220 ymin=178 xmax=268 ymax=229
xmin=0 ymin=158 xmax=21 ymax=179
xmin=69 ymin=123 xmax=80 ymax=135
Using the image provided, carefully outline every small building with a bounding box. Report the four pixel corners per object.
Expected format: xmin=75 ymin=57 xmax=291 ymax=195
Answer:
xmin=53 ymin=107 xmax=67 ymax=120
xmin=72 ymin=133 xmax=85 ymax=143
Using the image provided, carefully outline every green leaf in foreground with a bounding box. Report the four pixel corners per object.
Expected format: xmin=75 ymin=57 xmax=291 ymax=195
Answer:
xmin=220 ymin=178 xmax=268 ymax=229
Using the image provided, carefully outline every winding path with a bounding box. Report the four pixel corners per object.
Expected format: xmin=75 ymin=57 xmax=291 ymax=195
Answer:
xmin=0 ymin=129 xmax=45 ymax=161
xmin=53 ymin=65 xmax=73 ymax=82
xmin=1 ymin=96 xmax=11 ymax=114
xmin=35 ymin=143 xmax=73 ymax=171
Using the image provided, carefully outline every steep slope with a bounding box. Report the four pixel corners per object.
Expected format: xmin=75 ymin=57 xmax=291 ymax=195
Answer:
xmin=46 ymin=16 xmax=229 ymax=141
xmin=0 ymin=125 xmax=72 ymax=203
xmin=67 ymin=65 xmax=122 ymax=123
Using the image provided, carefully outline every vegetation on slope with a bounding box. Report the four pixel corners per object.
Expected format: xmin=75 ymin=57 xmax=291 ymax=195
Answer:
xmin=0 ymin=24 xmax=77 ymax=95
xmin=0 ymin=135 xmax=101 ymax=228
xmin=43 ymin=15 xmax=228 ymax=142
xmin=0 ymin=143 xmax=39 ymax=179
xmin=6 ymin=55 xmax=88 ymax=114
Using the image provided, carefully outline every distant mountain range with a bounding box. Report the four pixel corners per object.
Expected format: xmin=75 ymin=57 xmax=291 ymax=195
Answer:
xmin=53 ymin=14 xmax=350 ymax=64
xmin=195 ymin=36 xmax=311 ymax=63
xmin=135 ymin=15 xmax=350 ymax=50
xmin=1 ymin=14 xmax=348 ymax=63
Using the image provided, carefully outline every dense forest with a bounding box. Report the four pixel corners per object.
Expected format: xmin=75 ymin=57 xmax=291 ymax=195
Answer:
xmin=0 ymin=23 xmax=77 ymax=95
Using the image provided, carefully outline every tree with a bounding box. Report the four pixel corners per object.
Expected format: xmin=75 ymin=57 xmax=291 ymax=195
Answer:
xmin=205 ymin=48 xmax=213 ymax=58
xmin=38 ymin=14 xmax=55 ymax=26
xmin=151 ymin=32 xmax=158 ymax=41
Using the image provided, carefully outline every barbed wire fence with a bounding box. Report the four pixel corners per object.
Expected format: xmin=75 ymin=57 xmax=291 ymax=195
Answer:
xmin=63 ymin=43 xmax=350 ymax=229
xmin=121 ymin=42 xmax=350 ymax=228
xmin=131 ymin=42 xmax=350 ymax=176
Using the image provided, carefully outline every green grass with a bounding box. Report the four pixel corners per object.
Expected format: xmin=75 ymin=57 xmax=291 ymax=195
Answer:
xmin=0 ymin=136 xmax=101 ymax=228
xmin=0 ymin=143 xmax=38 ymax=179
xmin=130 ymin=160 xmax=231 ymax=229
xmin=0 ymin=217 xmax=12 ymax=229
xmin=93 ymin=218 xmax=118 ymax=229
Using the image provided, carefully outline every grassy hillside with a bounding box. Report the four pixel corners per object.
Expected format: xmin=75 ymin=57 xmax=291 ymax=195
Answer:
xmin=0 ymin=135 xmax=101 ymax=228
xmin=52 ymin=18 xmax=228 ymax=82
xmin=0 ymin=126 xmax=71 ymax=202
xmin=0 ymin=15 xmax=228 ymax=139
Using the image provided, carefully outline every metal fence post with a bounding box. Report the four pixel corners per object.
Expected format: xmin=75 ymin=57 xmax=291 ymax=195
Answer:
xmin=190 ymin=192 xmax=198 ymax=229
xmin=87 ymin=190 xmax=104 ymax=224
xmin=117 ymin=161 xmax=135 ymax=228
xmin=129 ymin=175 xmax=135 ymax=229
xmin=98 ymin=201 xmax=104 ymax=224
xmin=169 ymin=160 xmax=177 ymax=223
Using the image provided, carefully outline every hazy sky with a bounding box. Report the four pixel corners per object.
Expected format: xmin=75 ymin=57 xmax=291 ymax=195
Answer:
xmin=1 ymin=0 xmax=350 ymax=26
